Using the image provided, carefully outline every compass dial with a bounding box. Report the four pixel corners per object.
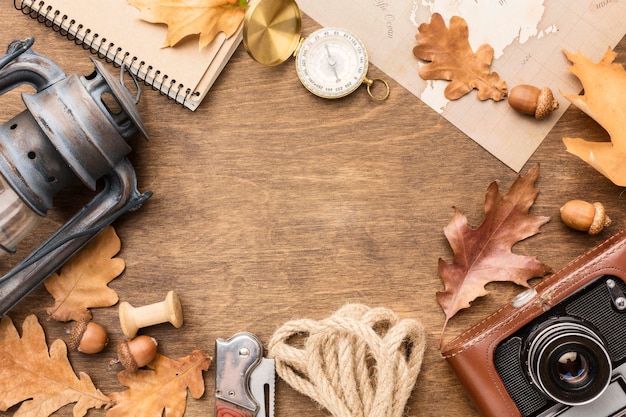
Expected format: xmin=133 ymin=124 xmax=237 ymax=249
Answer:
xmin=295 ymin=28 xmax=368 ymax=99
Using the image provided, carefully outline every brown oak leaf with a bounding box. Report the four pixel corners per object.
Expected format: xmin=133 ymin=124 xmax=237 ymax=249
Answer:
xmin=413 ymin=13 xmax=507 ymax=101
xmin=437 ymin=164 xmax=552 ymax=347
xmin=128 ymin=0 xmax=248 ymax=49
xmin=44 ymin=226 xmax=124 ymax=322
xmin=0 ymin=315 xmax=111 ymax=416
xmin=107 ymin=350 xmax=211 ymax=417
xmin=562 ymin=48 xmax=626 ymax=186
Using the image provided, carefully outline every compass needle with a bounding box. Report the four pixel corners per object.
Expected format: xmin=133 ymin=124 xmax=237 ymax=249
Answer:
xmin=325 ymin=44 xmax=341 ymax=82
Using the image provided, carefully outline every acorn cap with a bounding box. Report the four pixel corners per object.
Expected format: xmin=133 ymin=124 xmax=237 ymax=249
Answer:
xmin=589 ymin=202 xmax=612 ymax=235
xmin=117 ymin=340 xmax=139 ymax=372
xmin=68 ymin=318 xmax=90 ymax=350
xmin=535 ymin=87 xmax=559 ymax=119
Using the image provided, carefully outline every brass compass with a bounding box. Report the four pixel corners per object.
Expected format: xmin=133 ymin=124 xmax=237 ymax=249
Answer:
xmin=243 ymin=0 xmax=389 ymax=100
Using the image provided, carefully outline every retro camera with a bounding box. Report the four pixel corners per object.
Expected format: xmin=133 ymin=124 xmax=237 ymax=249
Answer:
xmin=495 ymin=276 xmax=626 ymax=416
xmin=442 ymin=231 xmax=626 ymax=417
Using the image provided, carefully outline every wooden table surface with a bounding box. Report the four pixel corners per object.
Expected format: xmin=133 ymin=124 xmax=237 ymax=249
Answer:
xmin=1 ymin=4 xmax=626 ymax=417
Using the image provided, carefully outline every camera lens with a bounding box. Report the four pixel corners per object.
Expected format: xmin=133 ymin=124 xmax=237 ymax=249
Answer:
xmin=556 ymin=351 xmax=588 ymax=384
xmin=526 ymin=321 xmax=612 ymax=406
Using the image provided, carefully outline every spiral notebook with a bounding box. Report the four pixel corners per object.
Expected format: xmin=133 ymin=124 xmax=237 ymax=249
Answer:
xmin=15 ymin=0 xmax=245 ymax=110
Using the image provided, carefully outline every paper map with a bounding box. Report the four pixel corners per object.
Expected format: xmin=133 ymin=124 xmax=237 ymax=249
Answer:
xmin=297 ymin=0 xmax=626 ymax=171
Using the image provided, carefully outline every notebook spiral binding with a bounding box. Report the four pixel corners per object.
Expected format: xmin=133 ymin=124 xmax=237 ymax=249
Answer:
xmin=13 ymin=0 xmax=198 ymax=108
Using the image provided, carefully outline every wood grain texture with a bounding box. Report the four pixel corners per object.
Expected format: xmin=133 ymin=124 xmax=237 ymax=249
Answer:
xmin=1 ymin=4 xmax=625 ymax=417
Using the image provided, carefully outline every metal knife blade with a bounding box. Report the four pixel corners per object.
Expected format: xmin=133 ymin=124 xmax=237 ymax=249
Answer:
xmin=215 ymin=332 xmax=275 ymax=417
xmin=249 ymin=357 xmax=275 ymax=417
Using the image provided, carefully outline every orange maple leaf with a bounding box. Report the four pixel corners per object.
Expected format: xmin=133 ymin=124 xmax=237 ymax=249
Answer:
xmin=44 ymin=226 xmax=124 ymax=322
xmin=107 ymin=350 xmax=211 ymax=417
xmin=562 ymin=48 xmax=626 ymax=186
xmin=128 ymin=0 xmax=248 ymax=49
xmin=0 ymin=315 xmax=111 ymax=416
xmin=437 ymin=164 xmax=552 ymax=347
xmin=413 ymin=13 xmax=507 ymax=101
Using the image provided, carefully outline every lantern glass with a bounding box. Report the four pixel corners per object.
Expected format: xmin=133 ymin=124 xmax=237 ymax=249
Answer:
xmin=0 ymin=175 xmax=41 ymax=255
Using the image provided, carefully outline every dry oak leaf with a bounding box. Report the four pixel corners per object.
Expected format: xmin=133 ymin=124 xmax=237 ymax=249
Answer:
xmin=107 ymin=350 xmax=211 ymax=417
xmin=437 ymin=164 xmax=552 ymax=347
xmin=0 ymin=315 xmax=111 ymax=416
xmin=562 ymin=48 xmax=626 ymax=186
xmin=128 ymin=0 xmax=248 ymax=49
xmin=413 ymin=13 xmax=507 ymax=101
xmin=44 ymin=226 xmax=124 ymax=322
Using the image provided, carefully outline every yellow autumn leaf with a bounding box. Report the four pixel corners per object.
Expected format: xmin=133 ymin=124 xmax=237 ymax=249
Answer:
xmin=107 ymin=351 xmax=211 ymax=416
xmin=44 ymin=226 xmax=125 ymax=322
xmin=128 ymin=0 xmax=248 ymax=49
xmin=413 ymin=14 xmax=508 ymax=101
xmin=0 ymin=315 xmax=111 ymax=416
xmin=562 ymin=48 xmax=626 ymax=186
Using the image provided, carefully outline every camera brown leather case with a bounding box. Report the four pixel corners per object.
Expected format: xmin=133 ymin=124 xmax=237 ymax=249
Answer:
xmin=441 ymin=229 xmax=626 ymax=417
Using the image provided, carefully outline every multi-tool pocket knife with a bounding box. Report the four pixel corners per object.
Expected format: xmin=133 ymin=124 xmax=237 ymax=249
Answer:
xmin=215 ymin=332 xmax=276 ymax=417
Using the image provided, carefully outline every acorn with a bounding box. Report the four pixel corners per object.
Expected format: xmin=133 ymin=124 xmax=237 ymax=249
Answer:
xmin=68 ymin=319 xmax=109 ymax=354
xmin=560 ymin=200 xmax=611 ymax=235
xmin=113 ymin=335 xmax=158 ymax=372
xmin=508 ymin=85 xmax=559 ymax=119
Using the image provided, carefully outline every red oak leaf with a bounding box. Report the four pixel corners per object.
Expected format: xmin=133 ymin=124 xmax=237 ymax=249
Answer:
xmin=437 ymin=164 xmax=552 ymax=347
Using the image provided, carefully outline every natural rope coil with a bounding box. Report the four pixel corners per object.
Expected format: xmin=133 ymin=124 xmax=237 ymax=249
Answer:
xmin=268 ymin=304 xmax=426 ymax=417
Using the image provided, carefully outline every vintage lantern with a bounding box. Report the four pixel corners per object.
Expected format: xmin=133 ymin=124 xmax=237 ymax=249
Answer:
xmin=0 ymin=38 xmax=151 ymax=315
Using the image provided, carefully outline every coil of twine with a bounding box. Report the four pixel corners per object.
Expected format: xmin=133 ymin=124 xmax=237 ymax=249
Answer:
xmin=268 ymin=304 xmax=426 ymax=417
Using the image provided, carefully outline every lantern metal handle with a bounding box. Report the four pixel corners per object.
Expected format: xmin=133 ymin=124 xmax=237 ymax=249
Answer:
xmin=0 ymin=159 xmax=151 ymax=316
xmin=0 ymin=38 xmax=66 ymax=94
xmin=0 ymin=37 xmax=32 ymax=70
